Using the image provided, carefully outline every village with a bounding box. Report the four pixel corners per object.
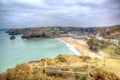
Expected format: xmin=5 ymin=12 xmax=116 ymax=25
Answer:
xmin=61 ymin=30 xmax=119 ymax=46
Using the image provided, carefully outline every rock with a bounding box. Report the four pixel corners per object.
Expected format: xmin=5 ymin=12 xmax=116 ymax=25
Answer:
xmin=6 ymin=29 xmax=26 ymax=35
xmin=10 ymin=35 xmax=15 ymax=40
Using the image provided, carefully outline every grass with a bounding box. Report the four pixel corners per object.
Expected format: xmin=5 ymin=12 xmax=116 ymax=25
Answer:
xmin=87 ymin=38 xmax=120 ymax=56
xmin=28 ymin=54 xmax=120 ymax=77
xmin=89 ymin=58 xmax=120 ymax=77
xmin=1 ymin=54 xmax=120 ymax=80
xmin=100 ymin=45 xmax=119 ymax=55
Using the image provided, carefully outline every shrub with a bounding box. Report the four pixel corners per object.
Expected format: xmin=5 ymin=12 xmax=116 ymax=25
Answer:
xmin=87 ymin=38 xmax=120 ymax=55
xmin=90 ymin=68 xmax=120 ymax=80
xmin=0 ymin=63 xmax=65 ymax=80
xmin=5 ymin=63 xmax=33 ymax=80
xmin=56 ymin=55 xmax=67 ymax=62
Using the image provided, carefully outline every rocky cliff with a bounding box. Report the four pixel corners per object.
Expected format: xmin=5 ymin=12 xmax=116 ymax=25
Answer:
xmin=6 ymin=27 xmax=63 ymax=39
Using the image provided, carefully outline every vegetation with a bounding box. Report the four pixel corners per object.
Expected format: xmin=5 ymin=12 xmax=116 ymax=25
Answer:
xmin=101 ymin=25 xmax=120 ymax=39
xmin=87 ymin=38 xmax=120 ymax=55
xmin=55 ymin=54 xmax=68 ymax=62
xmin=0 ymin=55 xmax=120 ymax=80
xmin=118 ymin=39 xmax=120 ymax=45
xmin=0 ymin=63 xmax=64 ymax=80
xmin=90 ymin=68 xmax=120 ymax=80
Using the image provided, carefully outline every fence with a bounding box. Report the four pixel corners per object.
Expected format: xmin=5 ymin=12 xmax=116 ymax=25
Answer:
xmin=32 ymin=63 xmax=92 ymax=78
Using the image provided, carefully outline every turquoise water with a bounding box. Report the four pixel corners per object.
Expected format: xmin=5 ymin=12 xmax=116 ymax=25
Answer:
xmin=0 ymin=31 xmax=74 ymax=72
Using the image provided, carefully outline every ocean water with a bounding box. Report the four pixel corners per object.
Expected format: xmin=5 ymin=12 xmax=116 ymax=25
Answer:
xmin=57 ymin=38 xmax=81 ymax=55
xmin=0 ymin=31 xmax=74 ymax=72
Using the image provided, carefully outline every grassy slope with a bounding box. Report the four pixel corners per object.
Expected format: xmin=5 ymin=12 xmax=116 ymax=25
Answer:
xmin=87 ymin=38 xmax=120 ymax=56
xmin=0 ymin=54 xmax=120 ymax=80
xmin=102 ymin=25 xmax=120 ymax=39
xmin=87 ymin=39 xmax=120 ymax=77
xmin=100 ymin=44 xmax=120 ymax=55
xmin=29 ymin=54 xmax=120 ymax=77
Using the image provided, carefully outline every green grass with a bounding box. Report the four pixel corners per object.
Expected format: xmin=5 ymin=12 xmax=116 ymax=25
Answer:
xmin=101 ymin=45 xmax=120 ymax=55
xmin=87 ymin=38 xmax=120 ymax=56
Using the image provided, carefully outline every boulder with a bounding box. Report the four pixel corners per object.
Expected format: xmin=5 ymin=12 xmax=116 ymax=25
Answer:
xmin=10 ymin=35 xmax=15 ymax=40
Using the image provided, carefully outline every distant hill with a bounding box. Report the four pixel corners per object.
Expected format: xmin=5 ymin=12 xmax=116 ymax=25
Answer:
xmin=6 ymin=27 xmax=104 ymax=38
xmin=101 ymin=25 xmax=120 ymax=39
xmin=6 ymin=25 xmax=120 ymax=39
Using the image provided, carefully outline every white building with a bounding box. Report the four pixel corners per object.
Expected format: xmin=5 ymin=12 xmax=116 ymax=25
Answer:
xmin=109 ymin=39 xmax=119 ymax=44
xmin=95 ymin=33 xmax=104 ymax=40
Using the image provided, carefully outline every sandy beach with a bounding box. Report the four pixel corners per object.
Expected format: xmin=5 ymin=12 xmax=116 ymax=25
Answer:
xmin=60 ymin=37 xmax=103 ymax=58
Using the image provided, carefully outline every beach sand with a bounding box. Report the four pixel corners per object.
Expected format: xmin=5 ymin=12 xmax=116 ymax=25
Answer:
xmin=60 ymin=37 xmax=103 ymax=58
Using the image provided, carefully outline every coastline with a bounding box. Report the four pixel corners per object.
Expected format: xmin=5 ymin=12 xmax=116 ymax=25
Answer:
xmin=59 ymin=37 xmax=89 ymax=56
xmin=56 ymin=38 xmax=81 ymax=56
xmin=59 ymin=37 xmax=102 ymax=58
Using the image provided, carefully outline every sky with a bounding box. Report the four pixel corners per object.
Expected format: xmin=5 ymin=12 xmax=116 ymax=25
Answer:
xmin=0 ymin=0 xmax=120 ymax=28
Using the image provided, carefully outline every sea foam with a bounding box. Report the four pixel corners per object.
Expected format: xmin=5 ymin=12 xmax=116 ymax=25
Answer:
xmin=56 ymin=38 xmax=81 ymax=56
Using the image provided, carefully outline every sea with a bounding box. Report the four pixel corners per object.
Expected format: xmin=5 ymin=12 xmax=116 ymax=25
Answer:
xmin=0 ymin=30 xmax=78 ymax=72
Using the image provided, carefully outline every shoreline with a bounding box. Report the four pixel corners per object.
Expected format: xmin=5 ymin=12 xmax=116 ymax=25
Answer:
xmin=56 ymin=38 xmax=82 ymax=56
xmin=59 ymin=37 xmax=103 ymax=58
xmin=59 ymin=37 xmax=89 ymax=56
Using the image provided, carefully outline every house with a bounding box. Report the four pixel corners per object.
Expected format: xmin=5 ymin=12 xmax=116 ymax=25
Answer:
xmin=109 ymin=39 xmax=119 ymax=44
xmin=95 ymin=33 xmax=104 ymax=40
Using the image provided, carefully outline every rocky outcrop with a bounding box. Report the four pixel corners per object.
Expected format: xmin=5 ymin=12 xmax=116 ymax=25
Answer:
xmin=10 ymin=35 xmax=15 ymax=40
xmin=19 ymin=27 xmax=61 ymax=39
xmin=21 ymin=33 xmax=49 ymax=39
xmin=6 ymin=28 xmax=58 ymax=39
xmin=6 ymin=29 xmax=26 ymax=35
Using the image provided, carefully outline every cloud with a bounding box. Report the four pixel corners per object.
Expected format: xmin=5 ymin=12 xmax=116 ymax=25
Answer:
xmin=0 ymin=0 xmax=120 ymax=28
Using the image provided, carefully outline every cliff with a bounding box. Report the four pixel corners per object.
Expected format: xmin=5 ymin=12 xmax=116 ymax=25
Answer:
xmin=21 ymin=27 xmax=61 ymax=39
xmin=6 ymin=27 xmax=63 ymax=39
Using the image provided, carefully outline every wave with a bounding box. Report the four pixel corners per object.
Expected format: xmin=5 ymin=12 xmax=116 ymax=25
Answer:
xmin=56 ymin=38 xmax=82 ymax=56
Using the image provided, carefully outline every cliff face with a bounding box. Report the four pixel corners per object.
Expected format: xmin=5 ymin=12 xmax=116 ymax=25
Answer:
xmin=21 ymin=28 xmax=61 ymax=39
xmin=6 ymin=27 xmax=62 ymax=39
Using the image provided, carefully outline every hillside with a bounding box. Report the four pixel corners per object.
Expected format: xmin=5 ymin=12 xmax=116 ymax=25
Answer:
xmin=6 ymin=27 xmax=106 ymax=39
xmin=101 ymin=25 xmax=120 ymax=39
xmin=87 ymin=38 xmax=120 ymax=56
xmin=6 ymin=27 xmax=63 ymax=38
xmin=0 ymin=54 xmax=120 ymax=80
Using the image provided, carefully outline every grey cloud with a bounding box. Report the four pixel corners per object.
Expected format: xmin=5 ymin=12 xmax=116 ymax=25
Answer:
xmin=0 ymin=0 xmax=120 ymax=28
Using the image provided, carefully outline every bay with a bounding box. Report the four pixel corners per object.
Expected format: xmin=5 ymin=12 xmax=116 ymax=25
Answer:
xmin=0 ymin=31 xmax=74 ymax=72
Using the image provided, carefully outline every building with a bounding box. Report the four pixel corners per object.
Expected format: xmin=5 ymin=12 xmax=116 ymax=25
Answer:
xmin=109 ymin=39 xmax=119 ymax=44
xmin=95 ymin=33 xmax=104 ymax=40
